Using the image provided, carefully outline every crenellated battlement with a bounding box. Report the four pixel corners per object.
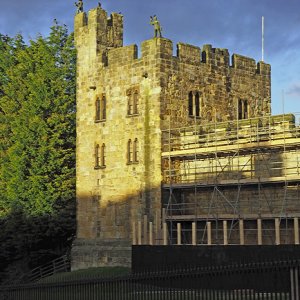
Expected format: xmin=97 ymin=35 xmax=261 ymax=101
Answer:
xmin=74 ymin=7 xmax=270 ymax=77
xmin=74 ymin=7 xmax=123 ymax=49
xmin=102 ymin=38 xmax=270 ymax=76
xmin=107 ymin=45 xmax=138 ymax=66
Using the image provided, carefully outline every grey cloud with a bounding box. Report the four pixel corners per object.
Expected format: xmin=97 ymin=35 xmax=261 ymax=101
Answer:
xmin=287 ymin=83 xmax=300 ymax=96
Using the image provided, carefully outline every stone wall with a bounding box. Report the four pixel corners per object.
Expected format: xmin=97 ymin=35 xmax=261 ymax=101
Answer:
xmin=73 ymin=8 xmax=166 ymax=269
xmin=159 ymin=42 xmax=271 ymax=131
xmin=73 ymin=5 xmax=273 ymax=269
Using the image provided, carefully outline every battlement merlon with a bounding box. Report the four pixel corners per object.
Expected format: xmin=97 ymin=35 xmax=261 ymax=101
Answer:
xmin=74 ymin=6 xmax=270 ymax=77
xmin=74 ymin=7 xmax=123 ymax=49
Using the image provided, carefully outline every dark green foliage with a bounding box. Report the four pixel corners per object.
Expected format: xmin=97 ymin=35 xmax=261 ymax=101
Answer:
xmin=0 ymin=23 xmax=76 ymax=283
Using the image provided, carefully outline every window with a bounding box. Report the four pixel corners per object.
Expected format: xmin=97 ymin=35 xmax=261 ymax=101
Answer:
xmin=188 ymin=91 xmax=201 ymax=117
xmin=95 ymin=98 xmax=100 ymax=121
xmin=127 ymin=88 xmax=139 ymax=116
xmin=127 ymin=90 xmax=133 ymax=115
xmin=133 ymin=138 xmax=139 ymax=162
xmin=127 ymin=139 xmax=133 ymax=163
xmin=101 ymin=95 xmax=106 ymax=120
xmin=95 ymin=94 xmax=106 ymax=122
xmin=127 ymin=138 xmax=139 ymax=164
xmin=95 ymin=143 xmax=106 ymax=169
xmin=238 ymin=99 xmax=248 ymax=120
xmin=101 ymin=143 xmax=106 ymax=167
xmin=195 ymin=92 xmax=200 ymax=117
xmin=95 ymin=144 xmax=100 ymax=168
xmin=133 ymin=90 xmax=139 ymax=115
xmin=188 ymin=91 xmax=193 ymax=116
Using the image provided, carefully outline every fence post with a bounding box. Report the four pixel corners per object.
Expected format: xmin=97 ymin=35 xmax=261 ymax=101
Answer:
xmin=132 ymin=221 xmax=136 ymax=245
xmin=275 ymin=218 xmax=280 ymax=245
xmin=149 ymin=222 xmax=153 ymax=245
xmin=257 ymin=218 xmax=262 ymax=245
xmin=239 ymin=219 xmax=245 ymax=245
xmin=155 ymin=209 xmax=161 ymax=245
xmin=192 ymin=222 xmax=197 ymax=245
xmin=207 ymin=221 xmax=212 ymax=245
xmin=138 ymin=221 xmax=142 ymax=245
xmin=143 ymin=215 xmax=148 ymax=245
xmin=177 ymin=223 xmax=181 ymax=245
xmin=223 ymin=220 xmax=228 ymax=245
xmin=163 ymin=222 xmax=168 ymax=245
xmin=294 ymin=217 xmax=299 ymax=245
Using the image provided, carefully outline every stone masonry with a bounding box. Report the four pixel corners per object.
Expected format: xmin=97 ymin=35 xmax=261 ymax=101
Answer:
xmin=71 ymin=5 xmax=274 ymax=270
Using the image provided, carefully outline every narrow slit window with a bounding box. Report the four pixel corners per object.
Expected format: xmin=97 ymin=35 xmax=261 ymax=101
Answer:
xmin=238 ymin=99 xmax=248 ymax=120
xmin=101 ymin=95 xmax=106 ymax=120
xmin=133 ymin=138 xmax=139 ymax=162
xmin=188 ymin=91 xmax=193 ymax=116
xmin=238 ymin=99 xmax=243 ymax=120
xmin=127 ymin=90 xmax=133 ymax=115
xmin=195 ymin=92 xmax=200 ymax=117
xmin=133 ymin=90 xmax=139 ymax=114
xmin=101 ymin=143 xmax=106 ymax=167
xmin=95 ymin=98 xmax=100 ymax=121
xmin=95 ymin=144 xmax=100 ymax=168
xmin=244 ymin=100 xmax=248 ymax=119
xmin=127 ymin=87 xmax=139 ymax=116
xmin=127 ymin=139 xmax=133 ymax=163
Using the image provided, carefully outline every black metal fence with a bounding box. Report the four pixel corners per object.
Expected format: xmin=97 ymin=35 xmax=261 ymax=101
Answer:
xmin=0 ymin=259 xmax=299 ymax=300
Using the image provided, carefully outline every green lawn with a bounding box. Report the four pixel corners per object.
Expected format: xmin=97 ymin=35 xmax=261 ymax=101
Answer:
xmin=38 ymin=266 xmax=131 ymax=283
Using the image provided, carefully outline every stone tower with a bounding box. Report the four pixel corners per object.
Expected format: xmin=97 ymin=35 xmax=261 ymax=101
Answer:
xmin=72 ymin=6 xmax=165 ymax=269
xmin=72 ymin=5 xmax=271 ymax=270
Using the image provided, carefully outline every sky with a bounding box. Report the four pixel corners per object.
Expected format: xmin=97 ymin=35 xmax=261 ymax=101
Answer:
xmin=0 ymin=0 xmax=299 ymax=117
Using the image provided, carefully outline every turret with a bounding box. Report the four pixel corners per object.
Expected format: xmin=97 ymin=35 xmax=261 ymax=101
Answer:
xmin=74 ymin=7 xmax=123 ymax=65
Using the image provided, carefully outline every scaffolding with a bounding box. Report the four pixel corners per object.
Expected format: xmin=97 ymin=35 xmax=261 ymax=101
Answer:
xmin=162 ymin=113 xmax=300 ymax=245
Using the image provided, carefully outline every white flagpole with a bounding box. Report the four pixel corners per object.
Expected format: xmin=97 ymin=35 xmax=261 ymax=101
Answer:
xmin=262 ymin=16 xmax=264 ymax=62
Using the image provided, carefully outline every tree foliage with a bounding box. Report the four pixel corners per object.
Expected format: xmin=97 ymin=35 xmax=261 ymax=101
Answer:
xmin=0 ymin=23 xmax=76 ymax=282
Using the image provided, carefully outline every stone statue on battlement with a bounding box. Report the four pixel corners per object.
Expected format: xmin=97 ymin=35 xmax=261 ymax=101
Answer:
xmin=75 ymin=0 xmax=83 ymax=14
xmin=150 ymin=15 xmax=162 ymax=38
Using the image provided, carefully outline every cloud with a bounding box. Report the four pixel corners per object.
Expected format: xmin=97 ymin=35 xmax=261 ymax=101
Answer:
xmin=287 ymin=82 xmax=300 ymax=97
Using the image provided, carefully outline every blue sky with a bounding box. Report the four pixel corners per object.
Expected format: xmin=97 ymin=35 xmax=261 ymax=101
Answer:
xmin=1 ymin=0 xmax=299 ymax=116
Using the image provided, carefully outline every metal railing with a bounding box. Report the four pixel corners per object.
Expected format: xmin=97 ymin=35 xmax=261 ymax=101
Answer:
xmin=1 ymin=255 xmax=70 ymax=287
xmin=1 ymin=259 xmax=299 ymax=299
xmin=26 ymin=255 xmax=70 ymax=283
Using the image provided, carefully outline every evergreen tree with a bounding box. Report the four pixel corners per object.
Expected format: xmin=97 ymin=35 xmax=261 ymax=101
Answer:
xmin=0 ymin=34 xmax=25 ymax=216
xmin=0 ymin=23 xmax=76 ymax=282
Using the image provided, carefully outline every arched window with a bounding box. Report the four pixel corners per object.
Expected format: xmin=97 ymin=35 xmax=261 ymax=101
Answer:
xmin=101 ymin=143 xmax=106 ymax=167
xmin=127 ymin=87 xmax=139 ymax=116
xmin=95 ymin=144 xmax=100 ymax=168
xmin=238 ymin=99 xmax=248 ymax=120
xmin=95 ymin=95 xmax=106 ymax=122
xmin=127 ymin=139 xmax=133 ymax=163
xmin=133 ymin=90 xmax=139 ymax=115
xmin=127 ymin=90 xmax=133 ymax=115
xmin=95 ymin=98 xmax=101 ymax=121
xmin=188 ymin=91 xmax=193 ymax=116
xmin=133 ymin=138 xmax=139 ymax=162
xmin=195 ymin=92 xmax=200 ymax=117
xmin=101 ymin=95 xmax=106 ymax=120
xmin=244 ymin=100 xmax=248 ymax=119
xmin=188 ymin=91 xmax=201 ymax=118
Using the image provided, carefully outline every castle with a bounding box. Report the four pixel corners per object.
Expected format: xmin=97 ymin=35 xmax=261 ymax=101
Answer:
xmin=71 ymin=6 xmax=300 ymax=270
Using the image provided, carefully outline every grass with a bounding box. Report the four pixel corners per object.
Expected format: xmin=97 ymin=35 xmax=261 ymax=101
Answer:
xmin=38 ymin=266 xmax=131 ymax=283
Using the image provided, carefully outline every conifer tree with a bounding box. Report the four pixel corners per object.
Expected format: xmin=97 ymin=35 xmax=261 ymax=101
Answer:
xmin=0 ymin=23 xmax=76 ymax=281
